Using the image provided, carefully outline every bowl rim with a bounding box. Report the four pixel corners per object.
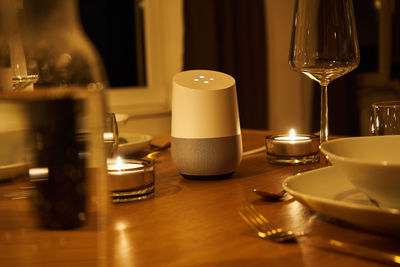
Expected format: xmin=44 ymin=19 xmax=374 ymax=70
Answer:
xmin=321 ymin=135 xmax=400 ymax=167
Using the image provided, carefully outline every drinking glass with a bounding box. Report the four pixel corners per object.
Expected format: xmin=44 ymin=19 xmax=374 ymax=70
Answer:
xmin=104 ymin=112 xmax=119 ymax=158
xmin=370 ymin=101 xmax=400 ymax=135
xmin=289 ymin=0 xmax=360 ymax=143
xmin=0 ymin=0 xmax=110 ymax=265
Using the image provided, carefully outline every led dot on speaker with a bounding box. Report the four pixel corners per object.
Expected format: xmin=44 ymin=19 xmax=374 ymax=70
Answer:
xmin=199 ymin=75 xmax=205 ymax=79
xmin=209 ymin=78 xmax=214 ymax=80
xmin=204 ymin=81 xmax=209 ymax=84
xmin=194 ymin=78 xmax=199 ymax=81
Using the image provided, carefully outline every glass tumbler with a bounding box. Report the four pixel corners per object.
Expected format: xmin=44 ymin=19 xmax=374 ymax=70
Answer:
xmin=104 ymin=112 xmax=119 ymax=158
xmin=370 ymin=101 xmax=400 ymax=135
xmin=0 ymin=0 xmax=110 ymax=265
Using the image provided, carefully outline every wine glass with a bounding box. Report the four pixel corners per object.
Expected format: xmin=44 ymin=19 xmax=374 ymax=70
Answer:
xmin=289 ymin=0 xmax=360 ymax=143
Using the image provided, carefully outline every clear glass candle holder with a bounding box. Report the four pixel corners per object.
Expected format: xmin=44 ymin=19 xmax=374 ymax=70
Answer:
xmin=107 ymin=157 xmax=155 ymax=203
xmin=370 ymin=101 xmax=400 ymax=135
xmin=265 ymin=133 xmax=319 ymax=165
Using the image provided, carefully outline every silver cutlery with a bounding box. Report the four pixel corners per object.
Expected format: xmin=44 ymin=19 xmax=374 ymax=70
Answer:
xmin=149 ymin=141 xmax=171 ymax=151
xmin=252 ymin=169 xmax=317 ymax=201
xmin=238 ymin=204 xmax=400 ymax=265
xmin=252 ymin=188 xmax=286 ymax=201
xmin=141 ymin=142 xmax=171 ymax=162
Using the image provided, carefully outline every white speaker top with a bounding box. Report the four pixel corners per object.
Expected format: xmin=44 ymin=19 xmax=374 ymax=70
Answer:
xmin=172 ymin=70 xmax=241 ymax=139
xmin=173 ymin=69 xmax=235 ymax=91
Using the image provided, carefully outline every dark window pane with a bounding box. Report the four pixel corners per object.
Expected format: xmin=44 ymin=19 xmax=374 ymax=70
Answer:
xmin=78 ymin=0 xmax=146 ymax=87
xmin=354 ymin=0 xmax=379 ymax=72
xmin=392 ymin=3 xmax=400 ymax=79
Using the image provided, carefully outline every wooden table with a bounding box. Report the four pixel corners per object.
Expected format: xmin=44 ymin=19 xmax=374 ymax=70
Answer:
xmin=1 ymin=129 xmax=399 ymax=266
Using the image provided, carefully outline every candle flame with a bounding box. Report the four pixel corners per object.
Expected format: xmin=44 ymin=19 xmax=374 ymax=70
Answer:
xmin=116 ymin=156 xmax=123 ymax=169
xmin=289 ymin=128 xmax=296 ymax=140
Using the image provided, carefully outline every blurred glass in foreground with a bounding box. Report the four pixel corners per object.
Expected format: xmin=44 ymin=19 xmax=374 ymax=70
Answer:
xmin=0 ymin=0 xmax=109 ymax=266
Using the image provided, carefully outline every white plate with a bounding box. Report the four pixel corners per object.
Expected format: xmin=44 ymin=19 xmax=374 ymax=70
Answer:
xmin=0 ymin=162 xmax=28 ymax=181
xmin=118 ymin=132 xmax=152 ymax=155
xmin=283 ymin=166 xmax=400 ymax=236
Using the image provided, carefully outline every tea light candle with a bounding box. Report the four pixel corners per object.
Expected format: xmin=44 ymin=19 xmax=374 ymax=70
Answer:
xmin=107 ymin=156 xmax=143 ymax=172
xmin=266 ymin=129 xmax=319 ymax=164
xmin=108 ymin=157 xmax=145 ymax=191
xmin=107 ymin=157 xmax=155 ymax=202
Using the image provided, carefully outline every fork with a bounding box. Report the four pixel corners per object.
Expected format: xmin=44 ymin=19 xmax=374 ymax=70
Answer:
xmin=238 ymin=204 xmax=400 ymax=265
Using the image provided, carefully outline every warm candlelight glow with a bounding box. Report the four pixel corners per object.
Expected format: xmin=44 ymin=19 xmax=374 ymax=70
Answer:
xmin=275 ymin=128 xmax=309 ymax=142
xmin=108 ymin=157 xmax=143 ymax=172
xmin=265 ymin=130 xmax=320 ymax=164
xmin=107 ymin=158 xmax=156 ymax=203
xmin=289 ymin=128 xmax=296 ymax=140
xmin=116 ymin=156 xmax=123 ymax=170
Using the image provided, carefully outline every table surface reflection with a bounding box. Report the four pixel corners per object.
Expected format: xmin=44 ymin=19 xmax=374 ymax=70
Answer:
xmin=1 ymin=129 xmax=399 ymax=267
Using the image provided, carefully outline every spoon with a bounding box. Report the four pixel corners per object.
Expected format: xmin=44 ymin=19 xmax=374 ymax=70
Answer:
xmin=252 ymin=188 xmax=286 ymax=201
xmin=252 ymin=169 xmax=316 ymax=201
xmin=149 ymin=141 xmax=171 ymax=151
xmin=141 ymin=142 xmax=171 ymax=162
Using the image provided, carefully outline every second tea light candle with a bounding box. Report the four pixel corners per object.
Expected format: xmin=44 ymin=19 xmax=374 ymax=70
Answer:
xmin=266 ymin=129 xmax=319 ymax=164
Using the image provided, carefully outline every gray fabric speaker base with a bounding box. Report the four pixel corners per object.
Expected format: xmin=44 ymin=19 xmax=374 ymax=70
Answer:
xmin=171 ymin=134 xmax=242 ymax=178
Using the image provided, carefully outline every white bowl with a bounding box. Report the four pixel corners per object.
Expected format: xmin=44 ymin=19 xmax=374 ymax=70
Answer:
xmin=321 ymin=135 xmax=400 ymax=209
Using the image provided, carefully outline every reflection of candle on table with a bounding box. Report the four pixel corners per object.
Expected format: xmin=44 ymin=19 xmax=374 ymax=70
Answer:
xmin=266 ymin=129 xmax=319 ymax=157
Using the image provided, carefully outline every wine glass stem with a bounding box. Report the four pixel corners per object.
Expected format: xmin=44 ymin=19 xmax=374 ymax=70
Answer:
xmin=320 ymin=84 xmax=328 ymax=143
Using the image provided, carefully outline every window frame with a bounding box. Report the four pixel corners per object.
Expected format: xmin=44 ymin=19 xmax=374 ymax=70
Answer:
xmin=105 ymin=0 xmax=183 ymax=116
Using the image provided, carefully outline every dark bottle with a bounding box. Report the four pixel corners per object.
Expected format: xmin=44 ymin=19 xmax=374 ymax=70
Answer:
xmin=0 ymin=0 xmax=109 ymax=229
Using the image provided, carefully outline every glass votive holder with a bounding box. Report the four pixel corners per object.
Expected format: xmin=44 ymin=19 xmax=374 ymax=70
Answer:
xmin=370 ymin=101 xmax=400 ymax=135
xmin=265 ymin=131 xmax=319 ymax=165
xmin=107 ymin=157 xmax=155 ymax=203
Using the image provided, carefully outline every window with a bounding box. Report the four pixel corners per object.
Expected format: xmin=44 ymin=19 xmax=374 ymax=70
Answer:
xmin=79 ymin=0 xmax=183 ymax=116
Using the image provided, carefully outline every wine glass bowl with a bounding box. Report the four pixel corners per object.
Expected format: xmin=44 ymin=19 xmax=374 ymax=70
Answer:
xmin=298 ymin=60 xmax=359 ymax=86
xmin=289 ymin=0 xmax=360 ymax=142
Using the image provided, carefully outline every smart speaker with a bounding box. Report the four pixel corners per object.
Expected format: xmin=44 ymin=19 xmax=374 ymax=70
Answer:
xmin=171 ymin=70 xmax=242 ymax=179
